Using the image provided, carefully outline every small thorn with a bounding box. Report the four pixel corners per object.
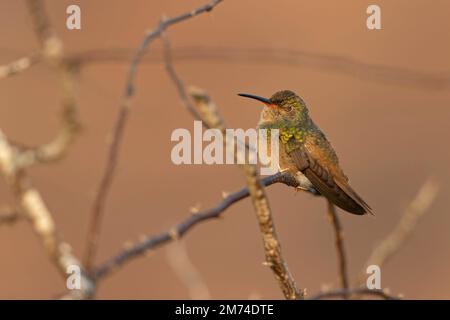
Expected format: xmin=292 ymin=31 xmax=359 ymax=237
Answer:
xmin=221 ymin=191 xmax=229 ymax=199
xmin=189 ymin=203 xmax=201 ymax=214
xmin=169 ymin=228 xmax=179 ymax=240
xmin=262 ymin=261 xmax=272 ymax=267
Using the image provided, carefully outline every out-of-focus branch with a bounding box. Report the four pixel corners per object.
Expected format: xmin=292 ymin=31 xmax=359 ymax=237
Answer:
xmin=166 ymin=241 xmax=211 ymax=300
xmin=25 ymin=0 xmax=62 ymax=62
xmin=0 ymin=0 xmax=88 ymax=299
xmin=0 ymin=52 xmax=40 ymax=79
xmin=0 ymin=129 xmax=93 ymax=299
xmin=326 ymin=201 xmax=349 ymax=295
xmin=309 ymin=288 xmax=400 ymax=300
xmin=93 ymin=172 xmax=304 ymax=280
xmin=15 ymin=65 xmax=81 ymax=168
xmin=19 ymin=0 xmax=81 ymax=169
xmin=66 ymin=46 xmax=450 ymax=91
xmin=83 ymin=0 xmax=223 ymax=272
xmin=162 ymin=34 xmax=301 ymax=299
xmin=355 ymin=178 xmax=439 ymax=286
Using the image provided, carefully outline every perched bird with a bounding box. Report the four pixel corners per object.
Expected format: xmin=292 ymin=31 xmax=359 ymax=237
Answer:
xmin=238 ymin=90 xmax=372 ymax=215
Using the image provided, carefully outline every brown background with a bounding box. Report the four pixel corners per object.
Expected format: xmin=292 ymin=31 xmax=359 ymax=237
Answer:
xmin=0 ymin=0 xmax=449 ymax=299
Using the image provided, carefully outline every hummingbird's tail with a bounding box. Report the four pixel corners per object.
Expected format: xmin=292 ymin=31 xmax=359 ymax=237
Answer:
xmin=333 ymin=178 xmax=373 ymax=215
xmin=303 ymin=167 xmax=371 ymax=215
xmin=289 ymin=147 xmax=372 ymax=215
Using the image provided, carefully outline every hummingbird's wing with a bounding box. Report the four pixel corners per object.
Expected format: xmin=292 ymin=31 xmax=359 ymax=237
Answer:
xmin=289 ymin=146 xmax=372 ymax=215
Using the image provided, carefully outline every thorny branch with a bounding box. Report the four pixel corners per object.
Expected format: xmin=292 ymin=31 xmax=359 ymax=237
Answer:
xmin=84 ymin=0 xmax=224 ymax=271
xmin=93 ymin=172 xmax=305 ymax=279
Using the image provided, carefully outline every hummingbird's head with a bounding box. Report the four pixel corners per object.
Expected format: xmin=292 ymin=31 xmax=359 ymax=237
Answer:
xmin=238 ymin=90 xmax=308 ymax=121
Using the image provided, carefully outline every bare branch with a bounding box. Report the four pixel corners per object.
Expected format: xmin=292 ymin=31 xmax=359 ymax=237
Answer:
xmin=83 ymin=0 xmax=224 ymax=271
xmin=326 ymin=201 xmax=349 ymax=295
xmin=309 ymin=288 xmax=401 ymax=300
xmin=0 ymin=129 xmax=93 ymax=298
xmin=355 ymin=178 xmax=439 ymax=286
xmin=93 ymin=172 xmax=303 ymax=280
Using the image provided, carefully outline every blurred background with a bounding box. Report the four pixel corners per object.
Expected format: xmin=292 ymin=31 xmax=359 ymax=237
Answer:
xmin=0 ymin=0 xmax=449 ymax=299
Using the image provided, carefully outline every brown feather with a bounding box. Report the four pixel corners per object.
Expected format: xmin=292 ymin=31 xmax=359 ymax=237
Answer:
xmin=334 ymin=177 xmax=373 ymax=214
xmin=289 ymin=147 xmax=370 ymax=215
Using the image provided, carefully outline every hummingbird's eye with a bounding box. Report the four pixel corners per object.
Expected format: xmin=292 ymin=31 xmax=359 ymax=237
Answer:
xmin=285 ymin=106 xmax=293 ymax=112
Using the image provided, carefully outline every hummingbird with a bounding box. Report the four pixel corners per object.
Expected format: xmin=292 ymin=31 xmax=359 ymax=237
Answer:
xmin=238 ymin=90 xmax=372 ymax=215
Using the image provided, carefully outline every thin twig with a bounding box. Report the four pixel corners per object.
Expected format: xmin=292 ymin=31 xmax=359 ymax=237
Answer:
xmin=83 ymin=0 xmax=224 ymax=271
xmin=93 ymin=172 xmax=304 ymax=279
xmin=309 ymin=288 xmax=401 ymax=300
xmin=326 ymin=201 xmax=349 ymax=295
xmin=355 ymin=178 xmax=439 ymax=286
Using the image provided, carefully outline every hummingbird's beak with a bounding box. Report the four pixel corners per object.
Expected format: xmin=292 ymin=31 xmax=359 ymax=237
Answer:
xmin=238 ymin=93 xmax=275 ymax=108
